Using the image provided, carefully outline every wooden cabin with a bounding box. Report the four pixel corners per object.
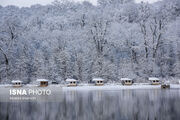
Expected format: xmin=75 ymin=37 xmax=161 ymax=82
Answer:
xmin=121 ymin=78 xmax=133 ymax=85
xmin=11 ymin=80 xmax=23 ymax=87
xmin=66 ymin=79 xmax=77 ymax=87
xmin=149 ymin=77 xmax=160 ymax=85
xmin=92 ymin=78 xmax=104 ymax=86
xmin=37 ymin=79 xmax=48 ymax=87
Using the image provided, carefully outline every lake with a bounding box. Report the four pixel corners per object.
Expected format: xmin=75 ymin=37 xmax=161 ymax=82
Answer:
xmin=0 ymin=89 xmax=180 ymax=120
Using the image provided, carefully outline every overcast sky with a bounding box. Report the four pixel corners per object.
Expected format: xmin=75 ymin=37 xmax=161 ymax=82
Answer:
xmin=0 ymin=0 xmax=161 ymax=7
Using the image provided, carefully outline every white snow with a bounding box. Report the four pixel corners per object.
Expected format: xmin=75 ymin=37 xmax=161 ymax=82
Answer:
xmin=62 ymin=84 xmax=162 ymax=91
xmin=170 ymin=84 xmax=180 ymax=89
xmin=36 ymin=79 xmax=49 ymax=82
xmin=0 ymin=84 xmax=11 ymax=87
xmin=62 ymin=83 xmax=180 ymax=91
xmin=66 ymin=79 xmax=77 ymax=82
xmin=92 ymin=78 xmax=104 ymax=81
xmin=0 ymin=84 xmax=180 ymax=91
xmin=148 ymin=77 xmax=160 ymax=81
xmin=120 ymin=78 xmax=132 ymax=81
xmin=11 ymin=80 xmax=22 ymax=83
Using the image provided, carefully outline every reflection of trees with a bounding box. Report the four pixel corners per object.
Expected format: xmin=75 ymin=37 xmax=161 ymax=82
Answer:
xmin=0 ymin=90 xmax=180 ymax=120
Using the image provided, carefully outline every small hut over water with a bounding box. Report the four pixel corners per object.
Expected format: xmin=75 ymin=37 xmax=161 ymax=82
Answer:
xmin=149 ymin=77 xmax=160 ymax=85
xmin=66 ymin=79 xmax=78 ymax=87
xmin=121 ymin=78 xmax=133 ymax=85
xmin=161 ymin=81 xmax=170 ymax=89
xmin=11 ymin=80 xmax=23 ymax=87
xmin=37 ymin=79 xmax=49 ymax=87
xmin=92 ymin=78 xmax=104 ymax=86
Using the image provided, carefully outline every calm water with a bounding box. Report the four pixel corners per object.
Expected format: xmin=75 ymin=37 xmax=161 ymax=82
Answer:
xmin=0 ymin=89 xmax=180 ymax=120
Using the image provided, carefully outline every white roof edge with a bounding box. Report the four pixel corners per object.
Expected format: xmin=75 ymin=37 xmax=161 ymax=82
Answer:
xmin=66 ymin=79 xmax=77 ymax=82
xmin=149 ymin=77 xmax=160 ymax=80
xmin=120 ymin=78 xmax=132 ymax=81
xmin=92 ymin=78 xmax=104 ymax=81
xmin=36 ymin=79 xmax=49 ymax=82
xmin=11 ymin=80 xmax=22 ymax=83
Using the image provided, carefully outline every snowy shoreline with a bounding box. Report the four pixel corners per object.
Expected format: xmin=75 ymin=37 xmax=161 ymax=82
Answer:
xmin=62 ymin=84 xmax=180 ymax=91
xmin=0 ymin=84 xmax=180 ymax=91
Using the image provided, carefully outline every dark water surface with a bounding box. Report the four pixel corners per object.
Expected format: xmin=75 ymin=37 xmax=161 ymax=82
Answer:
xmin=0 ymin=89 xmax=180 ymax=120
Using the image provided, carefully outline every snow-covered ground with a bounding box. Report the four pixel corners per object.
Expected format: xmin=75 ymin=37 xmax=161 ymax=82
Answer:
xmin=0 ymin=83 xmax=180 ymax=102
xmin=170 ymin=84 xmax=180 ymax=89
xmin=63 ymin=84 xmax=180 ymax=91
xmin=1 ymin=83 xmax=180 ymax=91
xmin=62 ymin=84 xmax=162 ymax=91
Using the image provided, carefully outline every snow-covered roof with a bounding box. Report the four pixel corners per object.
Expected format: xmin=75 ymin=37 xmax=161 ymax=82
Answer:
xmin=120 ymin=78 xmax=132 ymax=81
xmin=148 ymin=77 xmax=160 ymax=81
xmin=92 ymin=78 xmax=104 ymax=81
xmin=36 ymin=79 xmax=49 ymax=82
xmin=11 ymin=80 xmax=22 ymax=83
xmin=66 ymin=79 xmax=77 ymax=82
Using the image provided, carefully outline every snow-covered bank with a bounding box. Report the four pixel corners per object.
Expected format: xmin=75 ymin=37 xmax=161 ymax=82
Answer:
xmin=62 ymin=84 xmax=180 ymax=91
xmin=170 ymin=84 xmax=180 ymax=89
xmin=62 ymin=84 xmax=161 ymax=91
xmin=0 ymin=84 xmax=180 ymax=91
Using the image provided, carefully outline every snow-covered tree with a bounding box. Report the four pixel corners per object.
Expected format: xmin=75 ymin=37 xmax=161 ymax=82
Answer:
xmin=0 ymin=0 xmax=180 ymax=83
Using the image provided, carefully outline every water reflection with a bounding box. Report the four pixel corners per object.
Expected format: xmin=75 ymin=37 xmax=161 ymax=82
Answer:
xmin=0 ymin=89 xmax=180 ymax=120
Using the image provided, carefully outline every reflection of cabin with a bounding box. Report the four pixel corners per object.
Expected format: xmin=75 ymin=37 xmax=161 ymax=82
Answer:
xmin=37 ymin=79 xmax=48 ymax=87
xmin=11 ymin=80 xmax=23 ymax=87
xmin=92 ymin=78 xmax=104 ymax=86
xmin=121 ymin=78 xmax=133 ymax=85
xmin=149 ymin=77 xmax=160 ymax=85
xmin=66 ymin=79 xmax=77 ymax=87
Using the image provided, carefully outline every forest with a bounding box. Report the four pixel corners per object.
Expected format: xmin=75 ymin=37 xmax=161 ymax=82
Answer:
xmin=0 ymin=0 xmax=180 ymax=83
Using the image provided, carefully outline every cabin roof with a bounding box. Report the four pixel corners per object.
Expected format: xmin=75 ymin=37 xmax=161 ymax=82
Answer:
xmin=66 ymin=79 xmax=77 ymax=82
xmin=92 ymin=78 xmax=104 ymax=81
xmin=36 ymin=79 xmax=49 ymax=82
xmin=11 ymin=80 xmax=22 ymax=83
xmin=149 ymin=77 xmax=160 ymax=81
xmin=120 ymin=78 xmax=132 ymax=81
